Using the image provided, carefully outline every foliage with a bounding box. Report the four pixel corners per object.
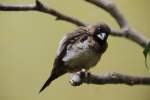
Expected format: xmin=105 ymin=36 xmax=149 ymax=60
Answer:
xmin=143 ymin=42 xmax=150 ymax=69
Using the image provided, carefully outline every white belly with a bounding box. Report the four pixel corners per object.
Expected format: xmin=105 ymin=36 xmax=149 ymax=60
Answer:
xmin=62 ymin=39 xmax=101 ymax=70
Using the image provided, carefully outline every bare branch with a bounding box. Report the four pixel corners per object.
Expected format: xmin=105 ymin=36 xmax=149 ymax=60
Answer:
xmin=85 ymin=0 xmax=128 ymax=28
xmin=0 ymin=0 xmax=86 ymax=26
xmin=0 ymin=0 xmax=149 ymax=47
xmin=111 ymin=27 xmax=149 ymax=47
xmin=70 ymin=72 xmax=150 ymax=86
xmin=85 ymin=0 xmax=149 ymax=48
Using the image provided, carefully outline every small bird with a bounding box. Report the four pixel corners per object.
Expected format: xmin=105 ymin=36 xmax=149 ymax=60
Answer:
xmin=39 ymin=22 xmax=110 ymax=92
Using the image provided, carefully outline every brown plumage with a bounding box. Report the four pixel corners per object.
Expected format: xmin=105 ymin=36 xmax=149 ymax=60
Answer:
xmin=39 ymin=23 xmax=110 ymax=93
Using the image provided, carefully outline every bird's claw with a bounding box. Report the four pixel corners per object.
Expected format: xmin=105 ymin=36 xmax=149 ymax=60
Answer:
xmin=69 ymin=69 xmax=88 ymax=86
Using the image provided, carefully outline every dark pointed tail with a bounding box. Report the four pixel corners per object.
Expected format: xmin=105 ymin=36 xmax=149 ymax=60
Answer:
xmin=39 ymin=75 xmax=54 ymax=93
xmin=39 ymin=68 xmax=67 ymax=93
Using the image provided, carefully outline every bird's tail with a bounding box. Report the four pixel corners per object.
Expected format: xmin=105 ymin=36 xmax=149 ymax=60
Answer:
xmin=39 ymin=67 xmax=67 ymax=93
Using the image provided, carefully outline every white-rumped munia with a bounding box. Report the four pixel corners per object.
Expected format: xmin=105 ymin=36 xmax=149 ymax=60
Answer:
xmin=39 ymin=22 xmax=111 ymax=92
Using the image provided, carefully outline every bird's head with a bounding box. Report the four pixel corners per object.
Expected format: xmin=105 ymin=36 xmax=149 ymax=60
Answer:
xmin=92 ymin=23 xmax=111 ymax=44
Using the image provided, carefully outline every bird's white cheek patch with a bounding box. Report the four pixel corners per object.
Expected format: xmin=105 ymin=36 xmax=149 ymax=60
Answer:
xmin=97 ymin=33 xmax=106 ymax=40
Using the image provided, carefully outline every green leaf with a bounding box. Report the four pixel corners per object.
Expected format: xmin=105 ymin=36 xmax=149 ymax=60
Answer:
xmin=143 ymin=42 xmax=150 ymax=70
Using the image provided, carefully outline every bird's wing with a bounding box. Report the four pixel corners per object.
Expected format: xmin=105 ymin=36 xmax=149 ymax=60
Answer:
xmin=53 ymin=26 xmax=89 ymax=75
xmin=56 ymin=26 xmax=88 ymax=57
xmin=53 ymin=26 xmax=89 ymax=72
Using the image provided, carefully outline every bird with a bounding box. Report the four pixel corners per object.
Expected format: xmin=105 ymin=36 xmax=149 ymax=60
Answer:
xmin=39 ymin=22 xmax=111 ymax=93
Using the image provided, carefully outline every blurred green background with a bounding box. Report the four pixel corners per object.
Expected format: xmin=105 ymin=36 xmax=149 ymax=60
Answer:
xmin=0 ymin=0 xmax=150 ymax=100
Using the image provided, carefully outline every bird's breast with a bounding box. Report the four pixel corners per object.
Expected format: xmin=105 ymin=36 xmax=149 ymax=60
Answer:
xmin=62 ymin=38 xmax=102 ymax=71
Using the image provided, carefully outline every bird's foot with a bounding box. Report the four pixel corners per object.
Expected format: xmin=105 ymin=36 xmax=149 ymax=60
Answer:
xmin=69 ymin=69 xmax=89 ymax=86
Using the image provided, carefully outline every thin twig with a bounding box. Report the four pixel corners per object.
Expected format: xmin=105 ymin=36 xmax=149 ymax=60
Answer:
xmin=85 ymin=0 xmax=128 ymax=28
xmin=0 ymin=0 xmax=86 ymax=26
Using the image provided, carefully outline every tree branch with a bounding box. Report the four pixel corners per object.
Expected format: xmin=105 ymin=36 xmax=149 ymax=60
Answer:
xmin=85 ymin=0 xmax=149 ymax=48
xmin=85 ymin=0 xmax=128 ymax=28
xmin=69 ymin=71 xmax=150 ymax=86
xmin=0 ymin=0 xmax=149 ymax=48
xmin=0 ymin=0 xmax=86 ymax=26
